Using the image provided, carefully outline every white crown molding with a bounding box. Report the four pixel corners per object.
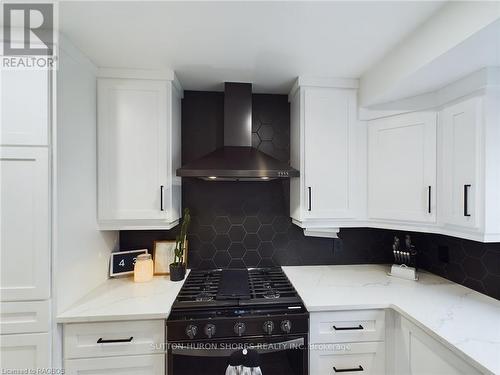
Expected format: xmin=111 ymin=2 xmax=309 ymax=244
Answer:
xmin=289 ymin=76 xmax=359 ymax=101
xmin=97 ymin=67 xmax=175 ymax=81
xmin=359 ymin=67 xmax=500 ymax=121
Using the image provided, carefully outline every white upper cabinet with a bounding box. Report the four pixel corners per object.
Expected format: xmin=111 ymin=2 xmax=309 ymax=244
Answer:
xmin=368 ymin=112 xmax=437 ymax=223
xmin=97 ymin=78 xmax=182 ymax=230
xmin=0 ymin=147 xmax=50 ymax=301
xmin=439 ymin=92 xmax=500 ymax=242
xmin=1 ymin=69 xmax=49 ymax=146
xmin=440 ymin=97 xmax=481 ymax=230
xmin=290 ymin=82 xmax=365 ymax=233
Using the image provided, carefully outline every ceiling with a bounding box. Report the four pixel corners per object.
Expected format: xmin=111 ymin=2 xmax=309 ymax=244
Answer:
xmin=59 ymin=1 xmax=445 ymax=93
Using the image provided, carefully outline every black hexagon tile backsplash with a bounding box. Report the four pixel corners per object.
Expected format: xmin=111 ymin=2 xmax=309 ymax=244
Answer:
xmin=119 ymin=91 xmax=500 ymax=301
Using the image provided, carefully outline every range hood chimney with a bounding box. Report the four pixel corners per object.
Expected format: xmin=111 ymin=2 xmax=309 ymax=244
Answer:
xmin=176 ymin=82 xmax=299 ymax=181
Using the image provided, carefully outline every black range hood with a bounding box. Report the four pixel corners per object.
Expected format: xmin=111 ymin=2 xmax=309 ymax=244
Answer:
xmin=176 ymin=82 xmax=299 ymax=181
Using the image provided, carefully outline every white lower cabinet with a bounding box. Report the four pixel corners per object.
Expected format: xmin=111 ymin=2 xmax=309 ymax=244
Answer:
xmin=64 ymin=354 xmax=164 ymax=375
xmin=310 ymin=309 xmax=484 ymax=375
xmin=0 ymin=301 xmax=50 ymax=334
xmin=311 ymin=342 xmax=385 ymax=375
xmin=0 ymin=332 xmax=50 ymax=369
xmin=310 ymin=310 xmax=386 ymax=375
xmin=392 ymin=314 xmax=482 ymax=375
xmin=63 ymin=320 xmax=165 ymax=374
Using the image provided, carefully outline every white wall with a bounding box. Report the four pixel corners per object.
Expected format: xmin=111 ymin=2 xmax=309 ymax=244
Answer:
xmin=359 ymin=1 xmax=500 ymax=106
xmin=55 ymin=36 xmax=118 ymax=314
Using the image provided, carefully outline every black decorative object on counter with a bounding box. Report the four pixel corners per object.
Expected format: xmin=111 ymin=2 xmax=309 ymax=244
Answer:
xmin=169 ymin=208 xmax=190 ymax=281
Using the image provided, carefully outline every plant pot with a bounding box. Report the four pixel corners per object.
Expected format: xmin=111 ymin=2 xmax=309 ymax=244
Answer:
xmin=169 ymin=263 xmax=186 ymax=281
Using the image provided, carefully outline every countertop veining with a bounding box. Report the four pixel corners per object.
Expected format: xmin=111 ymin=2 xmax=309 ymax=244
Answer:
xmin=283 ymin=264 xmax=500 ymax=375
xmin=56 ymin=273 xmax=189 ymax=323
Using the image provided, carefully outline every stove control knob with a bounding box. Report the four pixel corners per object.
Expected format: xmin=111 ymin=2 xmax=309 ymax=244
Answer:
xmin=185 ymin=324 xmax=198 ymax=339
xmin=234 ymin=322 xmax=246 ymax=336
xmin=281 ymin=320 xmax=292 ymax=334
xmin=204 ymin=324 xmax=216 ymax=338
xmin=263 ymin=321 xmax=274 ymax=335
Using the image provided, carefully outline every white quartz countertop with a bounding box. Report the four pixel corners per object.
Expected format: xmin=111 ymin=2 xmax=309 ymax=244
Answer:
xmin=56 ymin=273 xmax=189 ymax=323
xmin=283 ymin=265 xmax=500 ymax=375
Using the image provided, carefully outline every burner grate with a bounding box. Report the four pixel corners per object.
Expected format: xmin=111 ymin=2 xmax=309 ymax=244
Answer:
xmin=173 ymin=268 xmax=301 ymax=308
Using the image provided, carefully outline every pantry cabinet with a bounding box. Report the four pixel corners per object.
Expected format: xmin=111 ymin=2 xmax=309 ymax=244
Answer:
xmin=1 ymin=69 xmax=50 ymax=146
xmin=0 ymin=147 xmax=50 ymax=301
xmin=97 ymin=78 xmax=182 ymax=230
xmin=0 ymin=333 xmax=51 ymax=369
xmin=289 ymin=80 xmax=365 ymax=234
xmin=368 ymin=112 xmax=437 ymax=224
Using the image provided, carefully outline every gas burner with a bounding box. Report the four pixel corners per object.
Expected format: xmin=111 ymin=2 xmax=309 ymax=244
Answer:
xmin=263 ymin=289 xmax=280 ymax=299
xmin=195 ymin=291 xmax=213 ymax=302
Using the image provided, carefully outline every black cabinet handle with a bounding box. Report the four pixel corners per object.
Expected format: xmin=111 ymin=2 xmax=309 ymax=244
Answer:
xmin=160 ymin=185 xmax=164 ymax=211
xmin=97 ymin=336 xmax=133 ymax=344
xmin=308 ymin=187 xmax=312 ymax=211
xmin=428 ymin=186 xmax=432 ymax=214
xmin=333 ymin=365 xmax=364 ymax=373
xmin=464 ymin=184 xmax=471 ymax=217
xmin=333 ymin=324 xmax=363 ymax=331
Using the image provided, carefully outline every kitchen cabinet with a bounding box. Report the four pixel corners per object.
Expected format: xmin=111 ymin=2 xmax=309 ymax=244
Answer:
xmin=63 ymin=319 xmax=165 ymax=374
xmin=0 ymin=333 xmax=51 ymax=369
xmin=97 ymin=78 xmax=182 ymax=230
xmin=440 ymin=97 xmax=482 ymax=230
xmin=64 ymin=355 xmax=164 ymax=375
xmin=0 ymin=301 xmax=50 ymax=334
xmin=392 ymin=314 xmax=481 ymax=375
xmin=289 ymin=80 xmax=365 ymax=235
xmin=309 ymin=309 xmax=386 ymax=375
xmin=368 ymin=111 xmax=437 ymax=224
xmin=439 ymin=93 xmax=500 ymax=242
xmin=1 ymin=69 xmax=49 ymax=146
xmin=0 ymin=147 xmax=50 ymax=301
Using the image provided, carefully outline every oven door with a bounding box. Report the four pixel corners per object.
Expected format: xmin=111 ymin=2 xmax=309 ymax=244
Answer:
xmin=168 ymin=335 xmax=308 ymax=375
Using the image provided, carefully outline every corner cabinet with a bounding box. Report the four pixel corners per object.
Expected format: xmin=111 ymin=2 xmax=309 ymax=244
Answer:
xmin=97 ymin=78 xmax=182 ymax=230
xmin=439 ymin=93 xmax=500 ymax=241
xmin=289 ymin=81 xmax=366 ymax=236
xmin=392 ymin=314 xmax=482 ymax=375
xmin=368 ymin=112 xmax=437 ymax=224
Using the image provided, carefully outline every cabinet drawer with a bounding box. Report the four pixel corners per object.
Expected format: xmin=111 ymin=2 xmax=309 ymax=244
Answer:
xmin=310 ymin=341 xmax=385 ymax=375
xmin=64 ymin=354 xmax=164 ymax=375
xmin=64 ymin=320 xmax=164 ymax=359
xmin=0 ymin=301 xmax=50 ymax=334
xmin=310 ymin=310 xmax=385 ymax=343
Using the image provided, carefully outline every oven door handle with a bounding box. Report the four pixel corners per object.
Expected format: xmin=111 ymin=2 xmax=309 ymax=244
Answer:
xmin=171 ymin=337 xmax=305 ymax=357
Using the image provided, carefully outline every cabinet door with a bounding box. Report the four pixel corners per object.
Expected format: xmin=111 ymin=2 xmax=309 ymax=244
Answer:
xmin=441 ymin=97 xmax=481 ymax=229
xmin=1 ymin=69 xmax=49 ymax=145
xmin=368 ymin=112 xmax=437 ymax=223
xmin=0 ymin=333 xmax=50 ymax=369
xmin=65 ymin=354 xmax=164 ymax=375
xmin=304 ymin=88 xmax=359 ymax=219
xmin=98 ymin=79 xmax=168 ymax=221
xmin=394 ymin=316 xmax=481 ymax=375
xmin=1 ymin=147 xmax=50 ymax=301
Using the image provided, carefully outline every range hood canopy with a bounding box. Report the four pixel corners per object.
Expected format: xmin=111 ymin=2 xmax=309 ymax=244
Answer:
xmin=176 ymin=82 xmax=299 ymax=180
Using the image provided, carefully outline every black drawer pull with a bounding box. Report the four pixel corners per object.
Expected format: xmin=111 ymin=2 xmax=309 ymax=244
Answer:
xmin=464 ymin=184 xmax=471 ymax=217
xmin=308 ymin=187 xmax=312 ymax=211
xmin=333 ymin=365 xmax=364 ymax=373
xmin=97 ymin=336 xmax=133 ymax=344
xmin=333 ymin=324 xmax=363 ymax=331
xmin=160 ymin=185 xmax=165 ymax=211
xmin=428 ymin=186 xmax=432 ymax=214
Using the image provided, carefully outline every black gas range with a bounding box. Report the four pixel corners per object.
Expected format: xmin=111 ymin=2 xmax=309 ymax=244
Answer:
xmin=167 ymin=268 xmax=309 ymax=375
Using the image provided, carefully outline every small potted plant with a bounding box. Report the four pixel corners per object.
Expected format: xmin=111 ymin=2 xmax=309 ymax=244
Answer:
xmin=169 ymin=208 xmax=190 ymax=281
